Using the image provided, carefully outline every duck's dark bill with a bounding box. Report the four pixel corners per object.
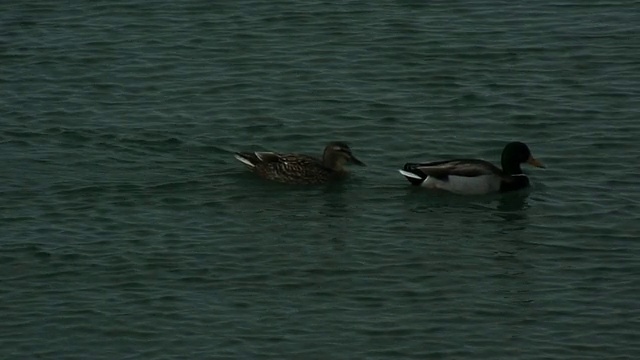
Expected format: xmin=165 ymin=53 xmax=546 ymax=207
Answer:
xmin=350 ymin=156 xmax=366 ymax=166
xmin=527 ymin=157 xmax=545 ymax=168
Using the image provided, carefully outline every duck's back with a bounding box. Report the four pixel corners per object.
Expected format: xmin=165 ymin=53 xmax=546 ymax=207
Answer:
xmin=246 ymin=153 xmax=338 ymax=184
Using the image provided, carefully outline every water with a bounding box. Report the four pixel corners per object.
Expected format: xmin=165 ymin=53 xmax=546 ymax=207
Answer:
xmin=1 ymin=1 xmax=639 ymax=359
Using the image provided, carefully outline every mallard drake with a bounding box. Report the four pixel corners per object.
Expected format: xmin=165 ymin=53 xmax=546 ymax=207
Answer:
xmin=398 ymin=141 xmax=544 ymax=195
xmin=234 ymin=141 xmax=365 ymax=184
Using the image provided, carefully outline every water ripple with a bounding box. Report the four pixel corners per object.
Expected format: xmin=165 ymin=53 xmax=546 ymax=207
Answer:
xmin=1 ymin=0 xmax=639 ymax=359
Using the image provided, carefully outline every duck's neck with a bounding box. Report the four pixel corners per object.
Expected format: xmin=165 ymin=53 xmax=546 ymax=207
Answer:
xmin=501 ymin=157 xmax=523 ymax=175
xmin=322 ymin=151 xmax=346 ymax=171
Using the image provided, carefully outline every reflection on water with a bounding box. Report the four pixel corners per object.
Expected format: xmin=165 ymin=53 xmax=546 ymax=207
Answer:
xmin=398 ymin=186 xmax=534 ymax=238
xmin=495 ymin=190 xmax=530 ymax=222
xmin=402 ymin=187 xmax=530 ymax=214
xmin=319 ymin=184 xmax=353 ymax=251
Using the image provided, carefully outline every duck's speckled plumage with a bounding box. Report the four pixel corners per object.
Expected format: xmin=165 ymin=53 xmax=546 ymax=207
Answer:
xmin=234 ymin=141 xmax=365 ymax=185
xmin=398 ymin=142 xmax=545 ymax=195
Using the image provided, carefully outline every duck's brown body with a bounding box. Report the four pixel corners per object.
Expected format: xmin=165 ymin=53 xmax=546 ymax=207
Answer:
xmin=234 ymin=142 xmax=365 ymax=185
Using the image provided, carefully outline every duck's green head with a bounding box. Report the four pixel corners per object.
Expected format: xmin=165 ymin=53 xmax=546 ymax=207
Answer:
xmin=501 ymin=141 xmax=545 ymax=174
xmin=323 ymin=141 xmax=366 ymax=169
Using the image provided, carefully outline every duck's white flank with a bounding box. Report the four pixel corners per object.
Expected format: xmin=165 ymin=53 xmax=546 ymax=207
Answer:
xmin=398 ymin=169 xmax=504 ymax=195
xmin=428 ymin=175 xmax=501 ymax=195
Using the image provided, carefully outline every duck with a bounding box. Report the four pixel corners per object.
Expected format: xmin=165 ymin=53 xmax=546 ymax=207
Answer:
xmin=398 ymin=141 xmax=544 ymax=195
xmin=234 ymin=141 xmax=365 ymax=184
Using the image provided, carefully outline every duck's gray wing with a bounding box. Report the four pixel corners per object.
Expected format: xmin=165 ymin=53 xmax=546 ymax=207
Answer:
xmin=403 ymin=159 xmax=505 ymax=180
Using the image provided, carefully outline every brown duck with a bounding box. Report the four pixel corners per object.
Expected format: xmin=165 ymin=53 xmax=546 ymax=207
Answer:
xmin=234 ymin=141 xmax=365 ymax=184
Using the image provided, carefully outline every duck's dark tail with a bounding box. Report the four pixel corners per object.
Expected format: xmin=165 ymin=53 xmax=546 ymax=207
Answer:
xmin=234 ymin=152 xmax=259 ymax=168
xmin=398 ymin=163 xmax=426 ymax=186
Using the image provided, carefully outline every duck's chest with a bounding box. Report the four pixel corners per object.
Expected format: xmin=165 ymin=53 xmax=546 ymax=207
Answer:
xmin=499 ymin=174 xmax=530 ymax=192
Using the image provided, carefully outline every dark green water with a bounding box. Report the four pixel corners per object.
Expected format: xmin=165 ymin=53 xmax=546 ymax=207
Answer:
xmin=2 ymin=1 xmax=639 ymax=359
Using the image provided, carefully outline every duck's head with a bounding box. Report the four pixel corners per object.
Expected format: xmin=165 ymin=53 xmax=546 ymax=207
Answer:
xmin=322 ymin=141 xmax=365 ymax=170
xmin=501 ymin=141 xmax=545 ymax=174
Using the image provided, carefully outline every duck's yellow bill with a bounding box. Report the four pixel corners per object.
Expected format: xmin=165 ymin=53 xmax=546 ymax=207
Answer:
xmin=527 ymin=157 xmax=545 ymax=168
